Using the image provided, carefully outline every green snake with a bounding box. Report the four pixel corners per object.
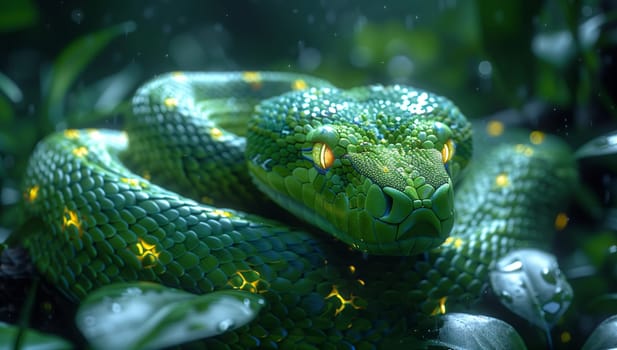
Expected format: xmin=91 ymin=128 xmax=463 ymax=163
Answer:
xmin=19 ymin=72 xmax=577 ymax=348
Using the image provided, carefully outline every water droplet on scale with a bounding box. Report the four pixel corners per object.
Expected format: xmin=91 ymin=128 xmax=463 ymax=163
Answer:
xmin=218 ymin=319 xmax=235 ymax=332
xmin=501 ymin=259 xmax=523 ymax=272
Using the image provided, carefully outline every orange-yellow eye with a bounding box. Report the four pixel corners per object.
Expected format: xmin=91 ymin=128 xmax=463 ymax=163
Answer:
xmin=441 ymin=139 xmax=455 ymax=163
xmin=312 ymin=142 xmax=335 ymax=170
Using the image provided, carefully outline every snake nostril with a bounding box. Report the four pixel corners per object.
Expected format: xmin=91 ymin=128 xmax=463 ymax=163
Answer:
xmin=382 ymin=191 xmax=393 ymax=217
xmin=381 ymin=187 xmax=414 ymax=224
xmin=365 ymin=184 xmax=390 ymax=218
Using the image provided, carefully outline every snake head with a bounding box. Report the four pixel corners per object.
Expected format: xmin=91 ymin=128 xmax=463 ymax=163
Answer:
xmin=247 ymin=85 xmax=471 ymax=256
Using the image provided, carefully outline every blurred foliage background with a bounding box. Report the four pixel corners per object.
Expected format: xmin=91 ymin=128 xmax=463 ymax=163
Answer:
xmin=1 ymin=0 xmax=617 ymax=348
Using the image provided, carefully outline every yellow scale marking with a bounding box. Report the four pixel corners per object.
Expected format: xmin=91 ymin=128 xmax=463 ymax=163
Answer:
xmin=442 ymin=236 xmax=464 ymax=249
xmin=62 ymin=207 xmax=83 ymax=237
xmin=120 ymin=177 xmax=146 ymax=188
xmin=64 ymin=129 xmax=80 ymax=139
xmin=72 ymin=146 xmax=88 ymax=157
xmin=210 ymin=127 xmax=223 ymax=140
xmin=25 ymin=185 xmax=39 ymax=202
xmin=430 ymin=296 xmax=448 ymax=315
xmin=228 ymin=270 xmax=269 ymax=294
xmin=292 ymin=79 xmax=308 ymax=90
xmin=164 ymin=97 xmax=178 ymax=107
xmin=495 ymin=173 xmax=510 ymax=188
xmin=326 ymin=285 xmax=363 ymax=316
xmin=135 ymin=238 xmax=160 ymax=268
xmin=242 ymin=71 xmax=262 ymax=90
xmin=515 ymin=144 xmax=534 ymax=157
xmin=212 ymin=209 xmax=233 ymax=218
xmin=172 ymin=71 xmax=188 ymax=82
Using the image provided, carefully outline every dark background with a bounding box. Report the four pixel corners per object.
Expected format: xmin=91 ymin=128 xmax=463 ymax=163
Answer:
xmin=2 ymin=0 xmax=617 ymax=348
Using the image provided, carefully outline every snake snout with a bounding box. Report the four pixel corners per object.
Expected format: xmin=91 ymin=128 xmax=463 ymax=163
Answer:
xmin=364 ymin=181 xmax=455 ymax=255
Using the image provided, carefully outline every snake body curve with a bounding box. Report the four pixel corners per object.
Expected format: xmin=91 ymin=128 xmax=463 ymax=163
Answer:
xmin=20 ymin=72 xmax=577 ymax=348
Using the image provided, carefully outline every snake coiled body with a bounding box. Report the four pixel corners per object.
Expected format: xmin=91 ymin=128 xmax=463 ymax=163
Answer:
xmin=19 ymin=72 xmax=577 ymax=348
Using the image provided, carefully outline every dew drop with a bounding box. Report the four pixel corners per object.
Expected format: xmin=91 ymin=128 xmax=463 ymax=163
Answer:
xmin=501 ymin=259 xmax=523 ymax=272
xmin=478 ymin=60 xmax=492 ymax=78
xmin=543 ymin=301 xmax=561 ymax=314
xmin=218 ymin=319 xmax=235 ymax=332
xmin=71 ymin=9 xmax=84 ymax=24
xmin=111 ymin=302 xmax=122 ymax=313
xmin=500 ymin=291 xmax=513 ymax=303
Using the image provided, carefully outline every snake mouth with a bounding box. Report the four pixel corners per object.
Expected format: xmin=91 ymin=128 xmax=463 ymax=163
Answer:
xmin=363 ymin=182 xmax=454 ymax=255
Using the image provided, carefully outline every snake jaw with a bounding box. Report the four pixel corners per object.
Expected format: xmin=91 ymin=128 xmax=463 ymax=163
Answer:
xmin=359 ymin=180 xmax=454 ymax=255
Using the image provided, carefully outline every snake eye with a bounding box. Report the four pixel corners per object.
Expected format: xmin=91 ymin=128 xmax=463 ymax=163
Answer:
xmin=441 ymin=139 xmax=455 ymax=163
xmin=312 ymin=142 xmax=335 ymax=170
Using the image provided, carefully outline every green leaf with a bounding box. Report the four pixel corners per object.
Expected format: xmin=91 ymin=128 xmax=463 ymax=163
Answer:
xmin=581 ymin=315 xmax=617 ymax=350
xmin=0 ymin=72 xmax=23 ymax=104
xmin=75 ymin=282 xmax=265 ymax=349
xmin=490 ymin=249 xmax=573 ymax=330
xmin=0 ymin=94 xmax=14 ymax=126
xmin=0 ymin=0 xmax=38 ymax=32
xmin=44 ymin=21 xmax=136 ymax=127
xmin=588 ymin=294 xmax=617 ymax=314
xmin=64 ymin=63 xmax=141 ymax=127
xmin=579 ymin=14 xmax=605 ymax=51
xmin=0 ymin=322 xmax=73 ymax=350
xmin=425 ymin=313 xmax=527 ymax=350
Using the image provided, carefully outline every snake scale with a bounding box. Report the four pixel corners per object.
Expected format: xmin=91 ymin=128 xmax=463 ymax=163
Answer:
xmin=19 ymin=72 xmax=577 ymax=348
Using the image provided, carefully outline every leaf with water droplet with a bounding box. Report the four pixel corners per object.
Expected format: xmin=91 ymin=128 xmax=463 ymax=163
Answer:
xmin=75 ymin=282 xmax=265 ymax=349
xmin=424 ymin=313 xmax=527 ymax=350
xmin=44 ymin=20 xmax=137 ymax=126
xmin=581 ymin=314 xmax=617 ymax=350
xmin=0 ymin=322 xmax=73 ymax=349
xmin=575 ymin=130 xmax=617 ymax=160
xmin=490 ymin=249 xmax=573 ymax=330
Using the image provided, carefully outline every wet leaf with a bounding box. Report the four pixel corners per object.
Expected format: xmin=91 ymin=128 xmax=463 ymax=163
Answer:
xmin=579 ymin=15 xmax=605 ymax=51
xmin=76 ymin=282 xmax=265 ymax=350
xmin=0 ymin=72 xmax=22 ymax=104
xmin=532 ymin=31 xmax=574 ymax=68
xmin=44 ymin=21 xmax=136 ymax=127
xmin=581 ymin=315 xmax=617 ymax=350
xmin=65 ymin=63 xmax=141 ymax=126
xmin=426 ymin=313 xmax=527 ymax=350
xmin=575 ymin=130 xmax=617 ymax=159
xmin=532 ymin=15 xmax=604 ymax=68
xmin=490 ymin=249 xmax=573 ymax=330
xmin=0 ymin=94 xmax=13 ymax=126
xmin=0 ymin=322 xmax=73 ymax=350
